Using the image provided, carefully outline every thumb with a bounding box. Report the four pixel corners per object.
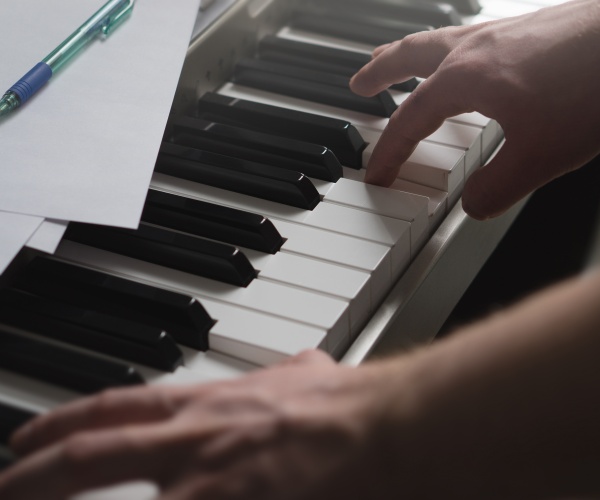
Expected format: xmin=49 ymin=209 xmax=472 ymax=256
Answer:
xmin=462 ymin=139 xmax=552 ymax=220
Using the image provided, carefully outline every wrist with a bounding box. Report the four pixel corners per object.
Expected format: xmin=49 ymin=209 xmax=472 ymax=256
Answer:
xmin=350 ymin=354 xmax=437 ymax=498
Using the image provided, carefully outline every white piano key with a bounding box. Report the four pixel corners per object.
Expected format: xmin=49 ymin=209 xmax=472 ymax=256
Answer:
xmin=274 ymin=219 xmax=393 ymax=306
xmin=276 ymin=24 xmax=490 ymax=160
xmin=277 ymin=26 xmax=497 ymax=162
xmin=461 ymin=13 xmax=501 ymax=24
xmin=478 ymin=0 xmax=542 ymax=17
xmin=196 ymin=297 xmax=328 ymax=366
xmin=448 ymin=111 xmax=493 ymax=129
xmin=73 ymin=482 xmax=158 ymax=500
xmin=515 ymin=0 xmax=568 ymax=5
xmin=55 ymin=241 xmax=352 ymax=355
xmin=390 ymin=88 xmax=500 ymax=162
xmin=219 ymin=83 xmax=482 ymax=173
xmin=390 ymin=89 xmax=487 ymax=130
xmin=0 ymin=352 xmax=259 ymax=500
xmin=359 ymin=126 xmax=465 ymax=202
xmin=141 ymin=354 xmax=258 ymax=386
xmin=463 ymin=0 xmax=557 ymax=25
xmin=324 ymin=178 xmax=430 ymax=254
xmin=218 ymin=83 xmax=469 ymax=197
xmin=246 ymin=249 xmax=372 ymax=337
xmin=311 ymin=139 xmax=463 ymax=207
xmin=0 ymin=349 xmax=256 ymax=419
xmin=307 ymin=177 xmax=336 ymax=197
xmin=277 ymin=26 xmax=375 ymax=54
xmin=448 ymin=114 xmax=502 ymax=162
xmin=424 ymin=121 xmax=481 ymax=175
xmin=0 ymin=369 xmax=75 ymax=413
xmin=302 ymin=202 xmax=412 ymax=280
xmin=4 ymin=3 xmax=551 ymax=499
xmin=342 ymin=169 xmax=448 ymax=231
xmin=151 ymin=174 xmax=411 ymax=280
xmin=390 ymin=179 xmax=449 ymax=230
xmin=314 ymin=173 xmax=428 ymax=253
xmin=402 ymin=144 xmax=465 ymax=205
xmin=0 ymin=318 xmax=256 ymax=390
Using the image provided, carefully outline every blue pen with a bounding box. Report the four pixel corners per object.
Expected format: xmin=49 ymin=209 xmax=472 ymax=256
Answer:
xmin=0 ymin=0 xmax=135 ymax=118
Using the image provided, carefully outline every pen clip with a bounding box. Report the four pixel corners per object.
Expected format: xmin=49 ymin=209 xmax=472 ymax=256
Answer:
xmin=101 ymin=0 xmax=135 ymax=37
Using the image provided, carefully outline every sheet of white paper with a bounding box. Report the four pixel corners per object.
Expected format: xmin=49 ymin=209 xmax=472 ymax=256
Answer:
xmin=25 ymin=219 xmax=69 ymax=254
xmin=0 ymin=0 xmax=201 ymax=227
xmin=192 ymin=0 xmax=237 ymax=40
xmin=0 ymin=212 xmax=44 ymax=274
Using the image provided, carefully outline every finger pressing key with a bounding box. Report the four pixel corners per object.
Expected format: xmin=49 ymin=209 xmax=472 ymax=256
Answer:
xmin=364 ymin=75 xmax=468 ymax=186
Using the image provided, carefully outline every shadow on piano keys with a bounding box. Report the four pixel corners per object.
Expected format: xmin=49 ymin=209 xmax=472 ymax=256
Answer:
xmin=0 ymin=0 xmax=562 ymax=496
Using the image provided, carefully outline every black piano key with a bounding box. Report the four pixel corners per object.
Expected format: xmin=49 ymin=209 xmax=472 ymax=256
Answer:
xmin=233 ymin=58 xmax=397 ymax=118
xmin=14 ymin=257 xmax=213 ymax=351
xmin=157 ymin=141 xmax=321 ymax=209
xmin=197 ymin=92 xmax=367 ymax=168
xmin=290 ymin=12 xmax=431 ymax=47
xmin=303 ymin=0 xmax=462 ymax=27
xmin=0 ymin=289 xmax=183 ymax=372
xmin=256 ymin=36 xmax=419 ymax=94
xmin=0 ymin=327 xmax=144 ymax=394
xmin=0 ymin=400 xmax=36 ymax=446
xmin=65 ymin=222 xmax=257 ymax=288
xmin=170 ymin=115 xmax=343 ymax=182
xmin=144 ymin=188 xmax=284 ymax=254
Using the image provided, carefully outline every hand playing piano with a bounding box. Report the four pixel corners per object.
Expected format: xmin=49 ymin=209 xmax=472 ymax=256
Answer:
xmin=350 ymin=0 xmax=600 ymax=220
xmin=0 ymin=350 xmax=406 ymax=500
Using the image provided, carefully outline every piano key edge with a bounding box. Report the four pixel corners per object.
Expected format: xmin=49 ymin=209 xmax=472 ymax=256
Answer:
xmin=342 ymin=155 xmax=528 ymax=365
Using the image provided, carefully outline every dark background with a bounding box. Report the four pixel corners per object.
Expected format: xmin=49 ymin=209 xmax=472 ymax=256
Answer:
xmin=439 ymin=153 xmax=600 ymax=336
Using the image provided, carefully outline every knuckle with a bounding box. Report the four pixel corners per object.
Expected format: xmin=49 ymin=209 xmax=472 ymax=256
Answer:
xmin=59 ymin=434 xmax=98 ymax=472
xmin=90 ymin=389 xmax=121 ymax=414
xmin=397 ymin=32 xmax=429 ymax=61
xmin=148 ymin=389 xmax=178 ymax=416
xmin=398 ymin=32 xmax=419 ymax=52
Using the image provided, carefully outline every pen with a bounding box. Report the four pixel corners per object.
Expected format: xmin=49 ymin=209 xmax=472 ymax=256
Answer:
xmin=0 ymin=0 xmax=135 ymax=119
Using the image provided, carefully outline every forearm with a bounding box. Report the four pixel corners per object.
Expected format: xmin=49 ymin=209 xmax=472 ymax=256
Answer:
xmin=372 ymin=268 xmax=600 ymax=498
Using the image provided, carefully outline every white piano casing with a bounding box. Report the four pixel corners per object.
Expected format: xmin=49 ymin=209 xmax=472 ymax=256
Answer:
xmin=171 ymin=0 xmax=524 ymax=364
xmin=1 ymin=0 xmax=558 ymax=497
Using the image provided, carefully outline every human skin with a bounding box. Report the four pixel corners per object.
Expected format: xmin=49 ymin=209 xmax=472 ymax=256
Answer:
xmin=1 ymin=2 xmax=600 ymax=499
xmin=1 ymin=270 xmax=600 ymax=499
xmin=350 ymin=0 xmax=600 ymax=220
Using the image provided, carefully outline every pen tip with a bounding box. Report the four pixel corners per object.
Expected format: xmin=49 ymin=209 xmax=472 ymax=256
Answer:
xmin=0 ymin=92 xmax=19 ymax=118
xmin=0 ymin=101 xmax=11 ymax=118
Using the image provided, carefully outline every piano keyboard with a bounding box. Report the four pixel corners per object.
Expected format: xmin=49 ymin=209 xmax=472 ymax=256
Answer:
xmin=0 ymin=0 xmax=569 ymax=496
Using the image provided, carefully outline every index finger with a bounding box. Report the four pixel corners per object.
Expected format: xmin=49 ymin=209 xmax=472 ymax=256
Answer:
xmin=364 ymin=73 xmax=470 ymax=186
xmin=0 ymin=425 xmax=174 ymax=500
xmin=350 ymin=29 xmax=454 ymax=97
xmin=11 ymin=386 xmax=182 ymax=457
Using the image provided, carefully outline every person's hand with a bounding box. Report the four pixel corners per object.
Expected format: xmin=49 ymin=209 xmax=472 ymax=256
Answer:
xmin=350 ymin=0 xmax=600 ymax=220
xmin=0 ymin=350 xmax=403 ymax=500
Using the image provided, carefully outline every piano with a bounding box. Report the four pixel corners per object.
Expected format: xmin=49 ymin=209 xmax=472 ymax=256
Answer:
xmin=0 ymin=0 xmax=569 ymax=495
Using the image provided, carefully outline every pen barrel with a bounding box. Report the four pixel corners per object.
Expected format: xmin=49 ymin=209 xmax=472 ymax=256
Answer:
xmin=9 ymin=63 xmax=53 ymax=104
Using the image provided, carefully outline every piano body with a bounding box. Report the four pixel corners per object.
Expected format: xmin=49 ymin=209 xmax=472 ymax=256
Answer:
xmin=0 ymin=0 xmax=568 ymax=493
